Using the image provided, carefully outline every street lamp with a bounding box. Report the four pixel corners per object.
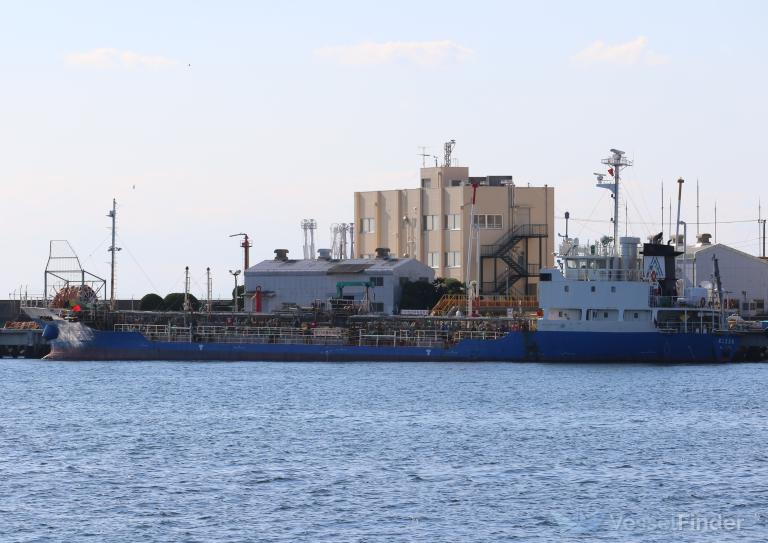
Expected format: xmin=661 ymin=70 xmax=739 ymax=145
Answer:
xmin=229 ymin=269 xmax=241 ymax=312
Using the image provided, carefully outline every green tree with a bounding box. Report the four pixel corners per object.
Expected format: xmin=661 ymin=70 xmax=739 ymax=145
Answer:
xmin=399 ymin=280 xmax=438 ymax=310
xmin=434 ymin=277 xmax=465 ymax=297
xmin=139 ymin=293 xmax=163 ymax=311
xmin=230 ymin=285 xmax=246 ymax=311
xmin=161 ymin=293 xmax=201 ymax=311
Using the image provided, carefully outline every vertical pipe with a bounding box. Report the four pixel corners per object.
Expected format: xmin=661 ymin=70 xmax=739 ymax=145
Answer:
xmin=613 ymin=161 xmax=619 ymax=256
xmin=206 ymin=267 xmax=211 ymax=314
xmin=661 ymin=181 xmax=664 ymax=242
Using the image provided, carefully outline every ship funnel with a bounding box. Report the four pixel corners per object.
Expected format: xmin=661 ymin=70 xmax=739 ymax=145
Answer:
xmin=274 ymin=249 xmax=289 ymax=261
xmin=620 ymin=237 xmax=640 ymax=272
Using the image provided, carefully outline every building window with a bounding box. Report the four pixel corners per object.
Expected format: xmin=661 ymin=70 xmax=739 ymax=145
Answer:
xmin=369 ymin=276 xmax=383 ymax=287
xmin=446 ymin=251 xmax=461 ymax=268
xmin=421 ymin=178 xmax=432 ymax=188
xmin=472 ymin=214 xmax=502 ymax=229
xmin=423 ymin=215 xmax=439 ymax=231
xmin=450 ymin=179 xmax=462 ymax=187
xmin=446 ymin=214 xmax=461 ymax=230
xmin=427 ymin=252 xmax=440 ymax=268
xmin=360 ymin=218 xmax=375 ymax=233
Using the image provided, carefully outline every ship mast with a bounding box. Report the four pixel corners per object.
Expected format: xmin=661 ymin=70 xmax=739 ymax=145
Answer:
xmin=107 ymin=198 xmax=121 ymax=310
xmin=598 ymin=149 xmax=632 ymax=258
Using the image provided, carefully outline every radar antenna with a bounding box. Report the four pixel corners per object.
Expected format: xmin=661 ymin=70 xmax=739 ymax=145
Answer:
xmin=598 ymin=149 xmax=633 ymax=256
xmin=443 ymin=139 xmax=456 ymax=167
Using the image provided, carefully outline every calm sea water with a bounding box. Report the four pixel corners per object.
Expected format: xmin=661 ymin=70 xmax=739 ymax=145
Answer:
xmin=1 ymin=361 xmax=767 ymax=542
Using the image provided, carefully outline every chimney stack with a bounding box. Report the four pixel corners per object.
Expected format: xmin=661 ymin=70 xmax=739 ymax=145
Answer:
xmin=274 ymin=249 xmax=289 ymax=261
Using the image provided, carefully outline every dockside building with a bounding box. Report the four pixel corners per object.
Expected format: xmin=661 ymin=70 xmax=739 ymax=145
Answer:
xmin=354 ymin=164 xmax=555 ymax=296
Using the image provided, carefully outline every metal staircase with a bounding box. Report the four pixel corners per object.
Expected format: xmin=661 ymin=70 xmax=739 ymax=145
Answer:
xmin=480 ymin=224 xmax=548 ymax=295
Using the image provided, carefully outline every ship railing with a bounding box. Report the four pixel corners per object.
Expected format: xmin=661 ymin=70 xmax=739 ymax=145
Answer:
xmin=656 ymin=321 xmax=717 ymax=334
xmin=453 ymin=330 xmax=507 ymax=341
xmin=114 ymin=323 xmax=193 ymax=342
xmin=17 ymin=295 xmax=50 ymax=309
xmin=573 ymin=268 xmax=643 ymax=282
xmin=193 ymin=325 xmax=346 ymax=345
xmin=358 ymin=329 xmax=451 ymax=347
xmin=649 ymin=295 xmax=717 ymax=309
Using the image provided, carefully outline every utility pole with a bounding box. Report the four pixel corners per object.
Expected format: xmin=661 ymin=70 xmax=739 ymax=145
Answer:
xmin=107 ymin=198 xmax=121 ymax=310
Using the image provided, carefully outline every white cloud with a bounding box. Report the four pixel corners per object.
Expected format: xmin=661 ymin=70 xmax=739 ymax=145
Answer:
xmin=572 ymin=37 xmax=668 ymax=66
xmin=66 ymin=48 xmax=177 ymax=69
xmin=314 ymin=40 xmax=473 ymax=67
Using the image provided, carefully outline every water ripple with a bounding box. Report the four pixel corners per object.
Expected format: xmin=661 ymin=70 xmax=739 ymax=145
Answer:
xmin=0 ymin=360 xmax=767 ymax=542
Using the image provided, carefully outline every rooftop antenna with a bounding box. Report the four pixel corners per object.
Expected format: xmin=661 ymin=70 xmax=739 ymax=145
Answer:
xmin=443 ymin=139 xmax=456 ymax=167
xmin=107 ymin=198 xmax=121 ymax=310
xmin=417 ymin=146 xmax=430 ymax=167
xmin=229 ymin=233 xmax=251 ymax=270
xmin=599 ymin=149 xmax=632 ymax=257
xmin=300 ymin=219 xmax=317 ymax=260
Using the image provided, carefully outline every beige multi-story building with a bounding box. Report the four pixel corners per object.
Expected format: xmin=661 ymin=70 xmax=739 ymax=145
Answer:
xmin=354 ymin=165 xmax=555 ymax=296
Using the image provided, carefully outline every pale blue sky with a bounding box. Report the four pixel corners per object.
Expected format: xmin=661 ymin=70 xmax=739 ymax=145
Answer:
xmin=2 ymin=1 xmax=767 ymax=299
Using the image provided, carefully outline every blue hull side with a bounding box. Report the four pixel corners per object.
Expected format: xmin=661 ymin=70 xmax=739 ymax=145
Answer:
xmin=45 ymin=328 xmax=742 ymax=363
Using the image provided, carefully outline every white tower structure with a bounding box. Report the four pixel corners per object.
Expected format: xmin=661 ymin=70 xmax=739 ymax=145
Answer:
xmin=331 ymin=223 xmax=353 ymax=260
xmin=301 ymin=219 xmax=317 ymax=260
xmin=107 ymin=198 xmax=121 ymax=310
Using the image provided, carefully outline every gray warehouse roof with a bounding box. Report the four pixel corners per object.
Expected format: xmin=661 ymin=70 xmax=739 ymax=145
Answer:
xmin=246 ymin=257 xmax=429 ymax=276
